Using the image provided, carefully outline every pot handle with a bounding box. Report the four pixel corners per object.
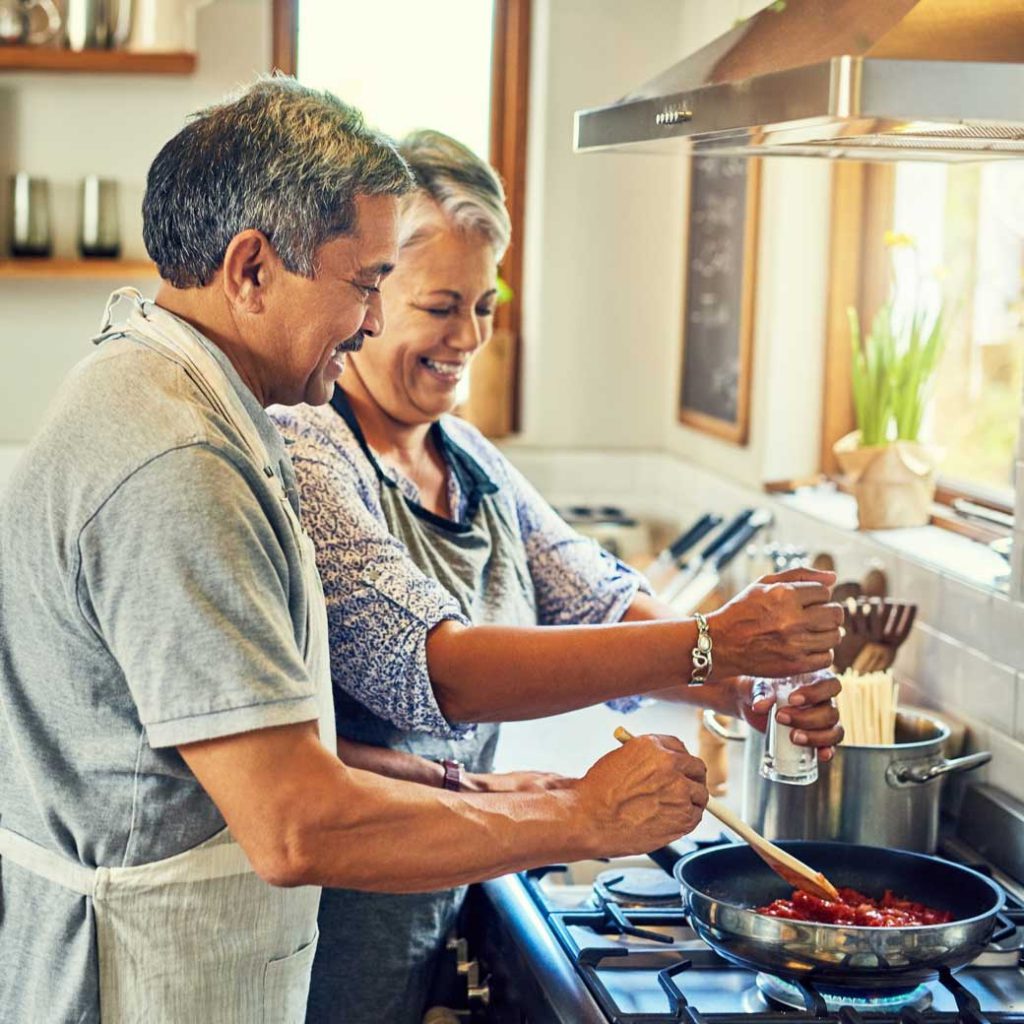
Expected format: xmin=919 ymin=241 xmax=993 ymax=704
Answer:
xmin=701 ymin=709 xmax=746 ymax=742
xmin=888 ymin=751 xmax=991 ymax=786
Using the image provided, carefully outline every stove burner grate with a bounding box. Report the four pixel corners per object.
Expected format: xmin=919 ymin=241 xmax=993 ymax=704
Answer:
xmin=755 ymin=973 xmax=933 ymax=1013
xmin=593 ymin=867 xmax=681 ymax=908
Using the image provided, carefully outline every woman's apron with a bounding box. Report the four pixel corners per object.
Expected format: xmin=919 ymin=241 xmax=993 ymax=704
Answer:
xmin=0 ymin=289 xmax=336 ymax=1023
xmin=307 ymin=392 xmax=537 ymax=1024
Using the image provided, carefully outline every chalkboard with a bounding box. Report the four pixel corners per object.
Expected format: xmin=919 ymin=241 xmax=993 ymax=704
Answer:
xmin=678 ymin=155 xmax=760 ymax=445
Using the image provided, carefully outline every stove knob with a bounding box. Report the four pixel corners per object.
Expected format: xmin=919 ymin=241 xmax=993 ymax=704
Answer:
xmin=463 ymin=961 xmax=491 ymax=1007
xmin=446 ymin=936 xmax=469 ymax=966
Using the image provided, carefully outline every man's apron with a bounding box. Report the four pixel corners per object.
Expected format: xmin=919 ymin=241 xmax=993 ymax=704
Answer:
xmin=0 ymin=289 xmax=336 ymax=1023
xmin=306 ymin=390 xmax=537 ymax=1024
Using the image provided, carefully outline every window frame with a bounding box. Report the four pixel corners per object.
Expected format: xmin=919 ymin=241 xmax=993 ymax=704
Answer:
xmin=821 ymin=161 xmax=1016 ymax=542
xmin=271 ymin=0 xmax=529 ymax=438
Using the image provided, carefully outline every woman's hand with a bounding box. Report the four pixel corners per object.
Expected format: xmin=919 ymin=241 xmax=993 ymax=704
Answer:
xmin=464 ymin=769 xmax=574 ymax=793
xmin=734 ymin=672 xmax=845 ymax=762
xmin=708 ymin=567 xmax=842 ymax=680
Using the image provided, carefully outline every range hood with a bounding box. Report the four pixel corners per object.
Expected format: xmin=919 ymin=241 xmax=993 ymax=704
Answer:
xmin=574 ymin=0 xmax=1024 ymax=162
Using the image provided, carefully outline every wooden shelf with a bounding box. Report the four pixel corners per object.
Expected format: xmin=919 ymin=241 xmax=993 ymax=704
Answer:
xmin=0 ymin=47 xmax=195 ymax=75
xmin=0 ymin=258 xmax=157 ymax=279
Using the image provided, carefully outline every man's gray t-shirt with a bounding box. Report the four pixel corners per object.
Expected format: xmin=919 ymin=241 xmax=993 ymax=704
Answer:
xmin=0 ymin=322 xmax=320 ymax=1023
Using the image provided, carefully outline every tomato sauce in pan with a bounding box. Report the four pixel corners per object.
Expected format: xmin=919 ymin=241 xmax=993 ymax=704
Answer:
xmin=756 ymin=887 xmax=953 ymax=927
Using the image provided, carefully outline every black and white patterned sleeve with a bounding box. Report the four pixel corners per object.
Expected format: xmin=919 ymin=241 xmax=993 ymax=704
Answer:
xmin=276 ymin=414 xmax=470 ymax=738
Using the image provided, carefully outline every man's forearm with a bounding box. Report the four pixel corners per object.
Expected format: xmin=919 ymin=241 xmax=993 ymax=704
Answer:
xmin=185 ymin=724 xmax=596 ymax=892
xmin=303 ymin=760 xmax=592 ymax=890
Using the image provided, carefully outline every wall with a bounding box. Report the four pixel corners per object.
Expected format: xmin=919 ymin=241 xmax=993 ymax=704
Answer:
xmin=509 ymin=0 xmax=687 ymax=454
xmin=0 ymin=0 xmax=271 ymax=444
xmin=507 ymin=0 xmax=831 ymax=492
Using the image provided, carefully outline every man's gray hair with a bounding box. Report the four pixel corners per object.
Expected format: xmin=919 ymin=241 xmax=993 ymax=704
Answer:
xmin=143 ymin=76 xmax=414 ymax=288
xmin=397 ymin=130 xmax=511 ymax=260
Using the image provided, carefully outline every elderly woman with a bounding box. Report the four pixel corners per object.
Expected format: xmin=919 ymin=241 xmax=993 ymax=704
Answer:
xmin=271 ymin=130 xmax=843 ymax=1024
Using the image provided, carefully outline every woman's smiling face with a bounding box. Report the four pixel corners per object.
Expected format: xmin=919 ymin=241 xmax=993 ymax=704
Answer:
xmin=345 ymin=203 xmax=498 ymax=427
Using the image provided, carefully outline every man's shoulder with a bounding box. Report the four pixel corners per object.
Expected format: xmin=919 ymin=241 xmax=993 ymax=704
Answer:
xmin=60 ymin=337 xmax=214 ymax=446
xmin=6 ymin=339 xmax=254 ymax=528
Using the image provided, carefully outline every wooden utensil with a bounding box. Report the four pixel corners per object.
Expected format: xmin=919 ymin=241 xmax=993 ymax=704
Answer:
xmin=852 ymin=601 xmax=917 ymax=672
xmin=831 ymin=581 xmax=867 ymax=672
xmin=613 ymin=727 xmax=840 ymax=902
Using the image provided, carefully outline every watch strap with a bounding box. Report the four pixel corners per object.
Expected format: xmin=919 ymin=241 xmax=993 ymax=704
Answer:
xmin=438 ymin=758 xmax=463 ymax=791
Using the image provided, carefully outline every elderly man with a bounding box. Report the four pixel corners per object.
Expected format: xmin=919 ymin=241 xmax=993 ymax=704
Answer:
xmin=0 ymin=78 xmax=710 ymax=1024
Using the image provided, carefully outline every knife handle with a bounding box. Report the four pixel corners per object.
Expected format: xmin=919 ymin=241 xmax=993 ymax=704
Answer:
xmin=667 ymin=512 xmax=722 ymax=562
xmin=695 ymin=507 xmax=754 ymax=562
xmin=711 ymin=510 xmax=772 ymax=572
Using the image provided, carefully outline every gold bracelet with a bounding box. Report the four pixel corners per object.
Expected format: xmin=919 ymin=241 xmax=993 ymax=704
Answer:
xmin=689 ymin=612 xmax=713 ymax=685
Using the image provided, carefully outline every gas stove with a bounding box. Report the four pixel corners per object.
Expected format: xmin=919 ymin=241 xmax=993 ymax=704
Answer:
xmin=463 ymin=830 xmax=1024 ymax=1024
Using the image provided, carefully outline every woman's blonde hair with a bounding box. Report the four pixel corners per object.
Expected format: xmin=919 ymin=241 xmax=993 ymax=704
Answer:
xmin=397 ymin=129 xmax=511 ymax=260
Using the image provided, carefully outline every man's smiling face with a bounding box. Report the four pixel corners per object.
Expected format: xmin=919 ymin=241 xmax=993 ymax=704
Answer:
xmin=264 ymin=193 xmax=399 ymax=407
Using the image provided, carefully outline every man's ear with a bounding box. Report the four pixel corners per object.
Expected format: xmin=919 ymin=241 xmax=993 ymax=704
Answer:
xmin=221 ymin=230 xmax=278 ymax=312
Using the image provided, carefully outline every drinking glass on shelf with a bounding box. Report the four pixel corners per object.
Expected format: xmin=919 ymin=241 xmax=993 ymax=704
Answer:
xmin=8 ymin=173 xmax=52 ymax=258
xmin=78 ymin=176 xmax=120 ymax=258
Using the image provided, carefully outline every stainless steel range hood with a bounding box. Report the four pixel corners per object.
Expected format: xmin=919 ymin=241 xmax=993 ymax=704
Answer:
xmin=574 ymin=0 xmax=1024 ymax=162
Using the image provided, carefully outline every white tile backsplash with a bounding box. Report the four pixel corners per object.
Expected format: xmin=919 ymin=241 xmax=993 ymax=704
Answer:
xmin=891 ymin=556 xmax=944 ymax=624
xmin=1016 ymin=672 xmax=1024 ymax=742
xmin=937 ymin=574 xmax=993 ymax=650
xmin=975 ymin=724 xmax=1024 ymax=798
xmin=955 ymin=648 xmax=1017 ymax=734
xmin=987 ymin=592 xmax=1024 ymax=672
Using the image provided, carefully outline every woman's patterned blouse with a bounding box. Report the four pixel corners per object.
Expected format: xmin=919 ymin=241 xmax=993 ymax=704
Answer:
xmin=271 ymin=398 xmax=650 ymax=738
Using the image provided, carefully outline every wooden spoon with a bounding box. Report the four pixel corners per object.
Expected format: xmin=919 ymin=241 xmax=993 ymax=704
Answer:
xmin=613 ymin=726 xmax=840 ymax=902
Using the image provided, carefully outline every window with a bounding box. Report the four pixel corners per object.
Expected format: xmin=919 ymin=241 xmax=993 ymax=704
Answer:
xmin=890 ymin=162 xmax=1024 ymax=506
xmin=823 ymin=161 xmax=1023 ymax=526
xmin=296 ymin=3 xmax=494 ymax=159
xmin=271 ymin=0 xmax=530 ymax=437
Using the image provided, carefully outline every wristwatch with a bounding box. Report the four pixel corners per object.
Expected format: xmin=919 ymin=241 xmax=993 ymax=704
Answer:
xmin=437 ymin=758 xmax=464 ymax=792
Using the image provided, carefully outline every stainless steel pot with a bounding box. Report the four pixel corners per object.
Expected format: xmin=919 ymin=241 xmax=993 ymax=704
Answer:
xmin=703 ymin=707 xmax=990 ymax=852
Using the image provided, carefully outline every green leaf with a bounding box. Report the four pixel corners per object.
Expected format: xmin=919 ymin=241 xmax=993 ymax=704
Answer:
xmin=846 ymin=244 xmax=946 ymax=448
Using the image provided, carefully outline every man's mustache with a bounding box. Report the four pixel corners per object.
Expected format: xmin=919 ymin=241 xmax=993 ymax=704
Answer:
xmin=338 ymin=332 xmax=365 ymax=354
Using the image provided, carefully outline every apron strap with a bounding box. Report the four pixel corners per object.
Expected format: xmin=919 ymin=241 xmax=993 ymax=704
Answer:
xmin=0 ymin=827 xmax=96 ymax=897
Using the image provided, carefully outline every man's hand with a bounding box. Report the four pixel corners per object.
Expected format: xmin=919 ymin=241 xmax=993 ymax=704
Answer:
xmin=574 ymin=734 xmax=708 ymax=858
xmin=709 ymin=568 xmax=842 ymax=680
xmin=735 ymin=671 xmax=844 ymax=761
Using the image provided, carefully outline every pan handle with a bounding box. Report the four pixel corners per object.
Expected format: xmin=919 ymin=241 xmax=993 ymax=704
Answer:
xmin=886 ymin=751 xmax=991 ymax=787
xmin=701 ymin=709 xmax=747 ymax=743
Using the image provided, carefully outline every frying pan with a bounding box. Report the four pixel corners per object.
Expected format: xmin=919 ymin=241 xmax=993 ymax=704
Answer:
xmin=674 ymin=841 xmax=1006 ymax=989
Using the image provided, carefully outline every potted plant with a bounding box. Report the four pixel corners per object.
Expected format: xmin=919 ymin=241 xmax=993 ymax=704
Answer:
xmin=833 ymin=231 xmax=946 ymax=530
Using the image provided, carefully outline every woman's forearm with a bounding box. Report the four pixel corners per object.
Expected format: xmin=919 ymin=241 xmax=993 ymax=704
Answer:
xmin=622 ymin=592 xmax=748 ymax=715
xmin=426 ymin=567 xmax=839 ymax=725
xmin=336 ymin=736 xmax=445 ymax=787
xmin=426 ymin=616 xmax=697 ymax=722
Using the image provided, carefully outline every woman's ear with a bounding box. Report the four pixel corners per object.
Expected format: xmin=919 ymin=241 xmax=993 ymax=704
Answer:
xmin=221 ymin=230 xmax=277 ymax=313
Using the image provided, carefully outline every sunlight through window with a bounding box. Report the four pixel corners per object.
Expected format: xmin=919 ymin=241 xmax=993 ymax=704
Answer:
xmin=296 ymin=1 xmax=494 ymax=159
